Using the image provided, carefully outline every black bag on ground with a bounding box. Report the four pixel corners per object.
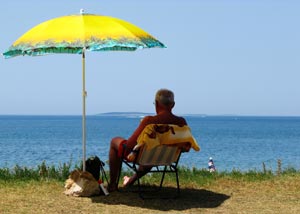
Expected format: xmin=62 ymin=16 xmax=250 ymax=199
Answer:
xmin=85 ymin=156 xmax=103 ymax=181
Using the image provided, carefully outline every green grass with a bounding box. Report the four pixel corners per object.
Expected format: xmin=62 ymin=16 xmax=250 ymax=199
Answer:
xmin=0 ymin=160 xmax=75 ymax=182
xmin=1 ymin=162 xmax=300 ymax=214
xmin=1 ymin=161 xmax=299 ymax=185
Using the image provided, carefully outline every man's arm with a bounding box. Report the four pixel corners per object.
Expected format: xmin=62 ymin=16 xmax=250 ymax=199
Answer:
xmin=125 ymin=116 xmax=153 ymax=150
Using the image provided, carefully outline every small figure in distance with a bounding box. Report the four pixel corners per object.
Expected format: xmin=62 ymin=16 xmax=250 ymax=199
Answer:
xmin=208 ymin=157 xmax=216 ymax=172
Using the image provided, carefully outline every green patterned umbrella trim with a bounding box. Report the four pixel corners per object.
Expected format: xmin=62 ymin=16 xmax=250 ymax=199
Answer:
xmin=3 ymin=36 xmax=165 ymax=58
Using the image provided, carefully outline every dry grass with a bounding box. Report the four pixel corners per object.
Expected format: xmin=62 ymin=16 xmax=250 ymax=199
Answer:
xmin=1 ymin=175 xmax=300 ymax=214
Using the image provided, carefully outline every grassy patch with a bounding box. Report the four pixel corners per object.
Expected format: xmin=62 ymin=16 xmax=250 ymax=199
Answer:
xmin=1 ymin=162 xmax=300 ymax=214
xmin=1 ymin=167 xmax=300 ymax=214
xmin=0 ymin=160 xmax=75 ymax=182
xmin=1 ymin=162 xmax=299 ymax=184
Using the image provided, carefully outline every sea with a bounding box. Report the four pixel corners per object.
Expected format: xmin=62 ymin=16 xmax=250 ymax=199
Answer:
xmin=1 ymin=115 xmax=300 ymax=172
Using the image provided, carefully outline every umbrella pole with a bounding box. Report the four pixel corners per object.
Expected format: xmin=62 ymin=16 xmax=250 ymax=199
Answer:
xmin=82 ymin=49 xmax=86 ymax=171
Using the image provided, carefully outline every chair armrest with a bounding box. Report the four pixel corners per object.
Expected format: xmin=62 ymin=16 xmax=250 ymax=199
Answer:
xmin=126 ymin=144 xmax=143 ymax=162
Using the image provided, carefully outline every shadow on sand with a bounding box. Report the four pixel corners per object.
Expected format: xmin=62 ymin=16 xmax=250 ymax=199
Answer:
xmin=91 ymin=186 xmax=230 ymax=211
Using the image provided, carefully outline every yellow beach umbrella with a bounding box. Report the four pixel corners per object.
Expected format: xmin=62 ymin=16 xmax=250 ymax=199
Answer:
xmin=3 ymin=9 xmax=165 ymax=171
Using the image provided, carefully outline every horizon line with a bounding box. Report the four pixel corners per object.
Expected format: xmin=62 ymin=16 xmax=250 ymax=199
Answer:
xmin=1 ymin=113 xmax=300 ymax=117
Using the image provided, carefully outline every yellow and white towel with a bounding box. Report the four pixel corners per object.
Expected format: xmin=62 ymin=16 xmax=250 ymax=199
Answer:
xmin=137 ymin=124 xmax=200 ymax=151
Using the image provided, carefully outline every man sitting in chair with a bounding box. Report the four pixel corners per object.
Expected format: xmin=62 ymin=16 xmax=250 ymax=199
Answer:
xmin=108 ymin=88 xmax=187 ymax=192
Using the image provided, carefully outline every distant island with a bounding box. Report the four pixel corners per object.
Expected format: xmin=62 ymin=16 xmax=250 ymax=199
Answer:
xmin=93 ymin=113 xmax=295 ymax=118
xmin=95 ymin=112 xmax=209 ymax=118
xmin=95 ymin=112 xmax=154 ymax=117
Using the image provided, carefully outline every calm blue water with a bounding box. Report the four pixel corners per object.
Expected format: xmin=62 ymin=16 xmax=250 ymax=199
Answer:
xmin=1 ymin=115 xmax=300 ymax=172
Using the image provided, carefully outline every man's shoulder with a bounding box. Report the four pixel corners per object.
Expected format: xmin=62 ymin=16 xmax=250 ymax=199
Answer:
xmin=142 ymin=114 xmax=187 ymax=125
xmin=141 ymin=115 xmax=156 ymax=123
xmin=177 ymin=116 xmax=187 ymax=125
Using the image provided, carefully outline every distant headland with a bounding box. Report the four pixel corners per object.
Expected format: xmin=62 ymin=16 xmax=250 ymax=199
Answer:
xmin=95 ymin=112 xmax=153 ymax=117
xmin=95 ymin=112 xmax=209 ymax=117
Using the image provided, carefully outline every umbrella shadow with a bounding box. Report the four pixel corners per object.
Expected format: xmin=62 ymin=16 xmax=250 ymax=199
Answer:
xmin=91 ymin=187 xmax=230 ymax=211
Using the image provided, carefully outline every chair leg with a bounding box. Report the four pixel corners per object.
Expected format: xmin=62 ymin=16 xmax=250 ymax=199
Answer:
xmin=175 ymin=169 xmax=180 ymax=195
xmin=159 ymin=166 xmax=167 ymax=190
xmin=120 ymin=162 xmax=181 ymax=199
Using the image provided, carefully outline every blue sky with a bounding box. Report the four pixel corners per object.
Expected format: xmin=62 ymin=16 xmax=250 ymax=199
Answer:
xmin=1 ymin=0 xmax=299 ymax=116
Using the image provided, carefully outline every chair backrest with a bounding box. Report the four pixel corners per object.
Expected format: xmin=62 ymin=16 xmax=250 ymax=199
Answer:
xmin=137 ymin=124 xmax=200 ymax=152
xmin=136 ymin=144 xmax=181 ymax=166
xmin=134 ymin=124 xmax=199 ymax=167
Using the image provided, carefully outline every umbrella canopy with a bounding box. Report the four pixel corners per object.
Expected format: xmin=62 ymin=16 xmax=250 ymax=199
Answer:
xmin=4 ymin=10 xmax=165 ymax=57
xmin=3 ymin=10 xmax=165 ymax=170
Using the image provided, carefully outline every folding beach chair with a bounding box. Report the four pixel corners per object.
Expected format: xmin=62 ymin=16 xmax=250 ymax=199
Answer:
xmin=118 ymin=124 xmax=200 ymax=199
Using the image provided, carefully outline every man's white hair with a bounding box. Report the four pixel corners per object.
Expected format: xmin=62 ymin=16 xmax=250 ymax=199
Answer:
xmin=155 ymin=89 xmax=175 ymax=106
